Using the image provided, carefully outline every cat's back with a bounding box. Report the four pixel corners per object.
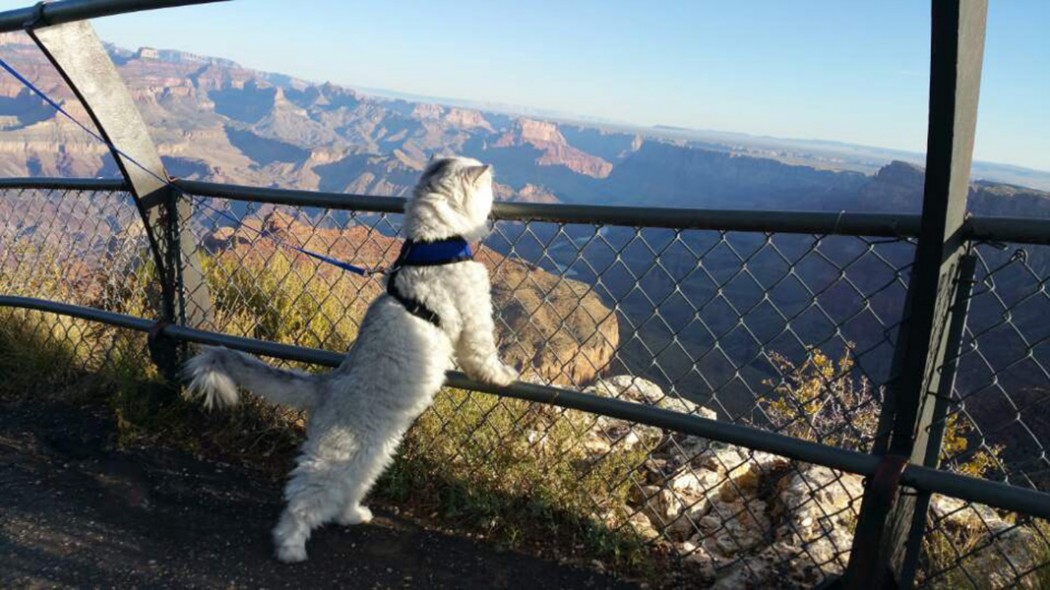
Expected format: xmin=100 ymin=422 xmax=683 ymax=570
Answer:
xmin=334 ymin=292 xmax=453 ymax=395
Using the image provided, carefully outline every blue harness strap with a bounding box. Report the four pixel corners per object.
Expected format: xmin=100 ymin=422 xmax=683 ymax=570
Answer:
xmin=396 ymin=237 xmax=474 ymax=267
xmin=387 ymin=236 xmax=474 ymax=327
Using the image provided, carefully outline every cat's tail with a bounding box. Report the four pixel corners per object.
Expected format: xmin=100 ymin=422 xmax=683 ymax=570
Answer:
xmin=182 ymin=346 xmax=325 ymax=411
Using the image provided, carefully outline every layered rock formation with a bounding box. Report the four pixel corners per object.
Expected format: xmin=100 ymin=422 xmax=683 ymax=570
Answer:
xmin=1 ymin=34 xmax=1047 ymax=218
xmin=858 ymin=159 xmax=1050 ymax=217
xmin=494 ymin=118 xmax=613 ymax=178
xmin=0 ymin=35 xmax=619 ymax=199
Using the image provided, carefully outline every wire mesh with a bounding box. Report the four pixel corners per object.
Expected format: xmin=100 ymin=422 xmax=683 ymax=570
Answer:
xmin=179 ymin=194 xmax=915 ymax=428
xmin=0 ymin=187 xmax=146 ymax=304
xmin=0 ymin=186 xmax=158 ymax=374
xmin=917 ymin=496 xmax=1050 ymax=589
xmin=169 ymin=190 xmax=922 ymax=584
xmin=940 ymin=243 xmax=1050 ymax=492
xmin=4 ymin=184 xmax=1049 ymax=587
xmin=907 ymin=242 xmax=1050 ymax=589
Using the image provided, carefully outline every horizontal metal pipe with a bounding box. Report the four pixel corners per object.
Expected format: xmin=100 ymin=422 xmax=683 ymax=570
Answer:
xmin=166 ymin=179 xmax=1050 ymax=242
xmin=2 ymin=295 xmax=879 ymax=474
xmin=174 ymin=179 xmax=406 ymax=215
xmin=0 ymin=0 xmax=227 ymax=33
xmin=164 ymin=318 xmax=877 ymax=476
xmin=964 ymin=216 xmax=1050 ymax=246
xmin=176 ymin=179 xmax=922 ymax=237
xmin=164 ymin=323 xmax=345 ymax=367
xmin=0 ymin=177 xmax=128 ymax=191
xmin=3 ymin=294 xmax=1049 ymax=519
xmin=492 ymin=202 xmax=924 ymax=237
xmin=3 ymin=177 xmax=1048 ymax=243
xmin=168 ymin=180 xmax=1050 ymax=244
xmin=0 ymin=295 xmax=153 ymax=331
xmin=445 ymin=374 xmax=882 ymax=475
xmin=901 ymin=464 xmax=1050 ymax=521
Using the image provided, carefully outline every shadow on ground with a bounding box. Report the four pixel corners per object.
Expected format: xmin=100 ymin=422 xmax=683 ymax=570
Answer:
xmin=0 ymin=400 xmax=636 ymax=589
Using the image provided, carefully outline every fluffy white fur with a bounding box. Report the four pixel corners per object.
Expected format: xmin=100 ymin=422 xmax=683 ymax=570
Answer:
xmin=183 ymin=156 xmax=518 ymax=563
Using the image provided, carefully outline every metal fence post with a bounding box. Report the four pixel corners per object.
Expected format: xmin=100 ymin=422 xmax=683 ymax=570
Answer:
xmin=148 ymin=185 xmax=187 ymax=383
xmin=896 ymin=252 xmax=979 ymax=587
xmin=27 ymin=19 xmax=213 ymax=381
xmin=843 ymin=1 xmax=988 ymax=587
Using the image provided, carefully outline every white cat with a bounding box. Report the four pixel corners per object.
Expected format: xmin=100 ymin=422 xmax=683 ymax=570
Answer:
xmin=183 ymin=156 xmax=518 ymax=563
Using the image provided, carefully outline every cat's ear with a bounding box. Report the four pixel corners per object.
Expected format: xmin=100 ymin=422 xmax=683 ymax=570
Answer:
xmin=463 ymin=165 xmax=491 ymax=185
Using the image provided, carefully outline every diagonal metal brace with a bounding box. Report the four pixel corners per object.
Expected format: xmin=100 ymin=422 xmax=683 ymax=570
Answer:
xmin=846 ymin=455 xmax=909 ymax=590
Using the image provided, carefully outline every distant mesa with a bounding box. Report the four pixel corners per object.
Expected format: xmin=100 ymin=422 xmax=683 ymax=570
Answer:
xmin=495 ymin=118 xmax=613 ymax=179
xmin=0 ymin=36 xmax=1045 ymax=214
xmin=874 ymin=160 xmax=924 ymax=188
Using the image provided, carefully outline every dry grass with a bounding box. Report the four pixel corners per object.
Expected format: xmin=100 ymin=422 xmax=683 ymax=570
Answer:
xmin=0 ymin=244 xmax=659 ymax=576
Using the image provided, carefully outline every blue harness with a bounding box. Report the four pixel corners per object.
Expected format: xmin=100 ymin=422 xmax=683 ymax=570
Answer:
xmin=386 ymin=236 xmax=474 ymax=327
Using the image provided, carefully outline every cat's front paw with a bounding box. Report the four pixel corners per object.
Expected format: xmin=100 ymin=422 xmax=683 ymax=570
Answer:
xmin=488 ymin=364 xmax=519 ymax=388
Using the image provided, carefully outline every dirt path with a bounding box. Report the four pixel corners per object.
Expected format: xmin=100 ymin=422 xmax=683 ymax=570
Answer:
xmin=0 ymin=400 xmax=637 ymax=589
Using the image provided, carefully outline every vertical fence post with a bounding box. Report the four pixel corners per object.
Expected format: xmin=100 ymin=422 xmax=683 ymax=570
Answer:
xmin=150 ymin=184 xmax=187 ymax=383
xmin=896 ymin=252 xmax=979 ymax=587
xmin=27 ymin=19 xmax=213 ymax=383
xmin=843 ymin=1 xmax=988 ymax=588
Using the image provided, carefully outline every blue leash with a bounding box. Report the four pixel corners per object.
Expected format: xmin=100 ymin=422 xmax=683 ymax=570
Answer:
xmin=0 ymin=55 xmax=380 ymax=277
xmin=179 ymin=197 xmax=385 ymax=276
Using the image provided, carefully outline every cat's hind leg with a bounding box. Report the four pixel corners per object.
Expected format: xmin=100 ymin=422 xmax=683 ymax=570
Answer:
xmin=334 ymin=435 xmax=400 ymax=527
xmin=273 ymin=456 xmax=347 ymax=563
xmin=337 ymin=503 xmax=374 ymax=526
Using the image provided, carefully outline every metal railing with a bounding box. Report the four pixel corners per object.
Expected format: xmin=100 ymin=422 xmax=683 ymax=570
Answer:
xmin=2 ymin=0 xmax=1047 ymax=588
xmin=0 ymin=0 xmax=225 ymax=32
xmin=2 ymin=178 xmax=1048 ymax=588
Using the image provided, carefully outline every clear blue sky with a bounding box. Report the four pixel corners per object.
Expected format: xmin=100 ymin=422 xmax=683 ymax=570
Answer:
xmin=4 ymin=0 xmax=1047 ymax=171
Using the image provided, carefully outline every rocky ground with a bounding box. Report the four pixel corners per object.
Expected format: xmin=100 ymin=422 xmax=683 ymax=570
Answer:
xmin=578 ymin=376 xmax=1044 ymax=589
xmin=0 ymin=399 xmax=636 ymax=589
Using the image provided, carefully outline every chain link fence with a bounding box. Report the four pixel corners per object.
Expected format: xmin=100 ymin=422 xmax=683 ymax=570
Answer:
xmin=174 ymin=193 xmax=920 ymax=586
xmin=910 ymin=241 xmax=1050 ymax=589
xmin=181 ymin=195 xmax=914 ymax=430
xmin=0 ymin=186 xmax=150 ymax=309
xmin=0 ymin=185 xmax=158 ymax=382
xmin=919 ymin=498 xmax=1050 ymax=589
xmin=2 ymin=184 xmax=1049 ymax=587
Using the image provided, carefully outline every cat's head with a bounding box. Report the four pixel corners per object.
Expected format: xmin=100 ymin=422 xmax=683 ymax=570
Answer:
xmin=403 ymin=156 xmax=494 ymax=242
